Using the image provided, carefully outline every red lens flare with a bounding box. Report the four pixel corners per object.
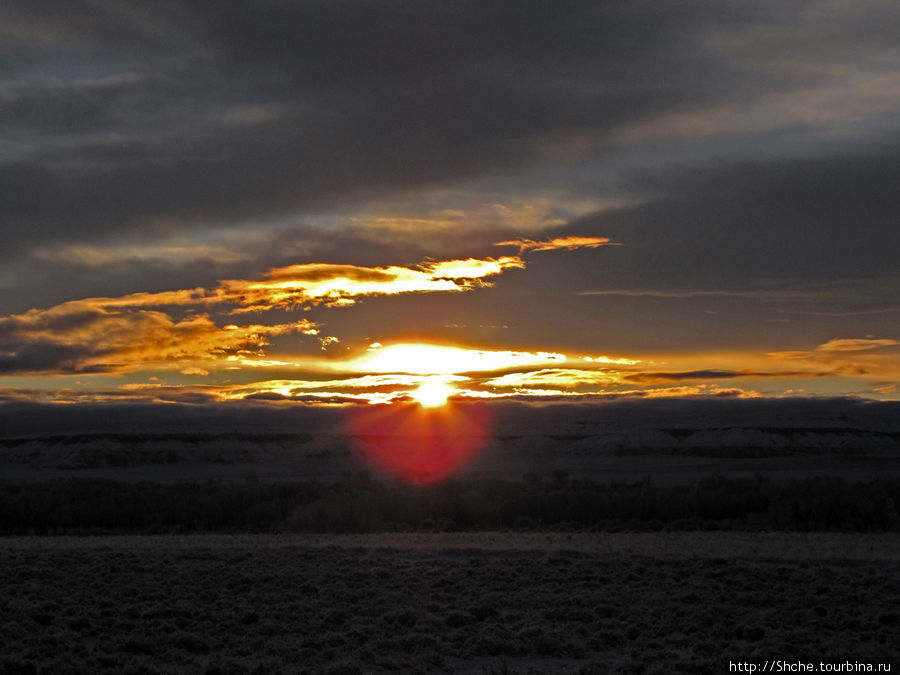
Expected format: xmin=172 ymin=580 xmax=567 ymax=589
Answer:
xmin=345 ymin=401 xmax=490 ymax=484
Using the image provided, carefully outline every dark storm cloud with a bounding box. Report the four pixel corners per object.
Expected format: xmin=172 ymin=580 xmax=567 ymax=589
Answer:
xmin=622 ymin=370 xmax=832 ymax=384
xmin=370 ymin=181 xmax=896 ymax=352
xmin=2 ymin=0 xmax=899 ymax=361
xmin=456 ymin=143 xmax=899 ymax=351
xmin=1 ymin=0 xmax=854 ymax=256
xmin=568 ymin=147 xmax=900 ymax=285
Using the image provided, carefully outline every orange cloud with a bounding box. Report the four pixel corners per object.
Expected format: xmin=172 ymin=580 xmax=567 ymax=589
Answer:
xmin=0 ymin=250 xmax=553 ymax=377
xmin=72 ymin=255 xmax=528 ymax=315
xmin=218 ymin=257 xmax=524 ymax=312
xmin=623 ymin=369 xmax=834 ymax=384
xmin=349 ymin=343 xmax=566 ymax=375
xmin=494 ymin=235 xmax=617 ymax=253
xmin=763 ymin=339 xmax=899 ymax=385
xmin=82 ymin=289 xmax=213 ymax=309
xmin=421 ymin=257 xmax=525 ymax=279
xmin=12 ymin=242 xmax=601 ymax=343
xmin=639 ymin=384 xmax=761 ymax=399
xmin=0 ymin=301 xmax=318 ymax=376
xmin=217 ymin=374 xmax=473 ymax=404
xmin=816 ymin=338 xmax=898 ymax=352
xmin=485 ymin=368 xmax=622 ymax=389
xmin=764 ymin=350 xmax=815 ymax=360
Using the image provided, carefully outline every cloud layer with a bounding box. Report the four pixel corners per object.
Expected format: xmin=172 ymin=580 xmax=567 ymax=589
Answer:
xmin=1 ymin=1 xmax=898 ymax=408
xmin=0 ymin=301 xmax=317 ymax=376
xmin=0 ymin=243 xmax=595 ymax=376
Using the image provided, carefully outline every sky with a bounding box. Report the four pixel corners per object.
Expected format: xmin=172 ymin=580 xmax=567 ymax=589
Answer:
xmin=1 ymin=0 xmax=899 ymax=410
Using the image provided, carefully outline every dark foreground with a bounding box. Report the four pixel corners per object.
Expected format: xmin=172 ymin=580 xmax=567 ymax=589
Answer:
xmin=1 ymin=533 xmax=898 ymax=674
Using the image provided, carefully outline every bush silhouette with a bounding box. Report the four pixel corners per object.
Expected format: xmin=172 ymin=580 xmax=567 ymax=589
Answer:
xmin=1 ymin=473 xmax=898 ymax=534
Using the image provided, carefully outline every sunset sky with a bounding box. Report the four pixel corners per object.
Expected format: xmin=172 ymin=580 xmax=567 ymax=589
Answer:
xmin=1 ymin=1 xmax=898 ymax=408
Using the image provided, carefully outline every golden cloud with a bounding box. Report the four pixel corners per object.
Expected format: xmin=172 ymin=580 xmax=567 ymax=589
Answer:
xmin=764 ymin=350 xmax=816 ymax=360
xmin=0 ymin=301 xmax=318 ymax=376
xmin=622 ymin=369 xmax=834 ymax=384
xmin=72 ymin=254 xmax=530 ymax=315
xmin=0 ymin=249 xmax=552 ymax=377
xmin=421 ymin=257 xmax=525 ymax=279
xmin=188 ymin=344 xmax=638 ymax=386
xmin=485 ymin=368 xmax=622 ymax=389
xmin=82 ymin=289 xmax=214 ymax=309
xmin=107 ymin=378 xmax=759 ymax=405
xmin=218 ymin=374 xmax=472 ymax=403
xmin=764 ymin=340 xmax=900 ymax=385
xmin=348 ymin=343 xmax=567 ymax=375
xmin=494 ymin=235 xmax=617 ymax=253
xmin=638 ymin=385 xmax=761 ymax=399
xmin=217 ymin=257 xmax=526 ymax=312
xmin=816 ymin=338 xmax=899 ymax=352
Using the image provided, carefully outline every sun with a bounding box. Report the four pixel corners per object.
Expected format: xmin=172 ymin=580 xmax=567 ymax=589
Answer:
xmin=412 ymin=379 xmax=455 ymax=408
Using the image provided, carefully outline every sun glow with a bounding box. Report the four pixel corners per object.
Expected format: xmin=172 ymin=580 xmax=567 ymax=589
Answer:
xmin=355 ymin=343 xmax=565 ymax=375
xmin=412 ymin=379 xmax=455 ymax=407
xmin=346 ymin=386 xmax=490 ymax=483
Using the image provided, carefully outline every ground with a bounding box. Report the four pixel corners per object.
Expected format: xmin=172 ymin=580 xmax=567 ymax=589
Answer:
xmin=1 ymin=533 xmax=898 ymax=673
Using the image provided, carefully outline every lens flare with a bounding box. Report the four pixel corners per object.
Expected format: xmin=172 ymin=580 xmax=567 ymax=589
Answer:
xmin=345 ymin=401 xmax=490 ymax=484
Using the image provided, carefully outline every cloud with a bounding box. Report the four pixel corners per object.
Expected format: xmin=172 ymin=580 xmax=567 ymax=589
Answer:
xmin=2 ymin=1 xmax=899 ymax=367
xmin=1 ymin=1 xmax=700 ymax=256
xmin=34 ymin=241 xmax=251 ymax=267
xmin=0 ymin=248 xmax=578 ymax=376
xmin=1 ymin=1 xmax=898 ymax=401
xmin=68 ymin=255 xmax=528 ymax=315
xmin=637 ymin=385 xmax=761 ymax=399
xmin=817 ymin=338 xmax=899 ymax=352
xmin=576 ymin=289 xmax=813 ymax=299
xmin=485 ymin=368 xmax=622 ymax=389
xmin=346 ymin=344 xmax=566 ymax=376
xmin=0 ymin=378 xmax=762 ymax=407
xmin=350 ymin=200 xmax=593 ymax=236
xmin=765 ymin=351 xmax=817 ymax=360
xmin=576 ymin=283 xmax=900 ymax=320
xmin=216 ymin=374 xmax=477 ymax=405
xmin=479 ymin=365 xmax=834 ymax=391
xmin=494 ymin=236 xmax=617 ymax=253
xmin=222 ymin=257 xmax=526 ymax=312
xmin=0 ymin=302 xmax=318 ymax=376
xmin=623 ymin=369 xmax=833 ymax=384
xmin=13 ymin=1 xmax=871 ymax=259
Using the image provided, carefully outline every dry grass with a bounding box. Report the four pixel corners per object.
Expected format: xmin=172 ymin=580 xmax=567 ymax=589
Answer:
xmin=1 ymin=533 xmax=898 ymax=673
xmin=5 ymin=531 xmax=900 ymax=558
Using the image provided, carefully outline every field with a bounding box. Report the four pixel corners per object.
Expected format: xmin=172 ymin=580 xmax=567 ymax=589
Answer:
xmin=2 ymin=533 xmax=898 ymax=674
xmin=2 ymin=401 xmax=898 ymax=673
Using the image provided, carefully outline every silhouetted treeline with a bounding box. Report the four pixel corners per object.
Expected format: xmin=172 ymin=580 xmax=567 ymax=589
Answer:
xmin=1 ymin=473 xmax=899 ymax=534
